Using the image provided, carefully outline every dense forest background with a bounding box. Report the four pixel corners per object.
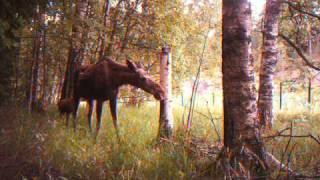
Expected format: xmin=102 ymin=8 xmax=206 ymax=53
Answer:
xmin=0 ymin=0 xmax=221 ymax=109
xmin=1 ymin=0 xmax=320 ymax=110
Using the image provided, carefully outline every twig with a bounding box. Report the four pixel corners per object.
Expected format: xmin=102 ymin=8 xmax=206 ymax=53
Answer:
xmin=205 ymin=101 xmax=221 ymax=143
xmin=276 ymin=122 xmax=293 ymax=179
xmin=186 ymin=18 xmax=212 ymax=131
xmin=286 ymin=143 xmax=297 ymax=178
xmin=262 ymin=127 xmax=290 ymax=140
xmin=263 ymin=127 xmax=320 ymax=145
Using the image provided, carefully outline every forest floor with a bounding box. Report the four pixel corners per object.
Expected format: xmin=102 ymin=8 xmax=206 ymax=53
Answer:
xmin=0 ymin=103 xmax=319 ymax=179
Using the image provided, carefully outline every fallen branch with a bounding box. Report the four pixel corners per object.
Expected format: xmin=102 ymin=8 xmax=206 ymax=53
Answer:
xmin=265 ymin=152 xmax=295 ymax=175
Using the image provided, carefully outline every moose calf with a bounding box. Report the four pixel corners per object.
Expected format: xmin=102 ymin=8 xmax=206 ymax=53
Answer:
xmin=58 ymin=98 xmax=74 ymax=127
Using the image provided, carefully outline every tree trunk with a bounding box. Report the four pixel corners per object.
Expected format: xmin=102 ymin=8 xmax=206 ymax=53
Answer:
xmin=279 ymin=82 xmax=283 ymax=110
xmin=13 ymin=38 xmax=21 ymax=102
xmin=61 ymin=0 xmax=88 ymax=100
xmin=98 ymin=0 xmax=110 ymax=60
xmin=257 ymin=0 xmax=281 ymax=128
xmin=41 ymin=26 xmax=48 ymax=106
xmin=158 ymin=46 xmax=173 ymax=139
xmin=105 ymin=0 xmax=123 ymax=57
xmin=308 ymin=78 xmax=312 ymax=106
xmin=222 ymin=0 xmax=267 ymax=178
xmin=29 ymin=10 xmax=42 ymax=112
xmin=307 ymin=35 xmax=312 ymax=108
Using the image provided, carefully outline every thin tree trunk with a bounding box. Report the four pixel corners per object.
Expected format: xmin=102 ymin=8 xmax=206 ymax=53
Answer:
xmin=29 ymin=10 xmax=42 ymax=112
xmin=279 ymin=82 xmax=283 ymax=110
xmin=25 ymin=49 xmax=32 ymax=105
xmin=307 ymin=34 xmax=312 ymax=108
xmin=98 ymin=0 xmax=110 ymax=60
xmin=257 ymin=0 xmax=281 ymax=128
xmin=308 ymin=78 xmax=312 ymax=105
xmin=41 ymin=26 xmax=48 ymax=106
xmin=158 ymin=46 xmax=173 ymax=139
xmin=105 ymin=0 xmax=123 ymax=57
xmin=61 ymin=0 xmax=88 ymax=99
xmin=14 ymin=38 xmax=21 ymax=102
xmin=78 ymin=1 xmax=92 ymax=63
xmin=120 ymin=0 xmax=139 ymax=53
xmin=222 ymin=0 xmax=268 ymax=178
xmin=48 ymin=59 xmax=59 ymax=104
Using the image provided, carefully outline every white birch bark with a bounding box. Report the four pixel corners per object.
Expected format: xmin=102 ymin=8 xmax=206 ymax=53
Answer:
xmin=159 ymin=46 xmax=173 ymax=138
xmin=258 ymin=0 xmax=281 ymax=128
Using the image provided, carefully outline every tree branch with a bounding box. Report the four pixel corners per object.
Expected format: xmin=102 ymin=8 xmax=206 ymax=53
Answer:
xmin=279 ymin=33 xmax=320 ymax=71
xmin=283 ymin=1 xmax=320 ymax=20
xmin=262 ymin=126 xmax=320 ymax=145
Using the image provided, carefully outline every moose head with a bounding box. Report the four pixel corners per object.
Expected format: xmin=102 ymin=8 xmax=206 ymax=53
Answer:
xmin=126 ymin=60 xmax=165 ymax=101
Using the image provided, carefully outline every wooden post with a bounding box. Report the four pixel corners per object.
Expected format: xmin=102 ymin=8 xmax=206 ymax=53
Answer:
xmin=279 ymin=82 xmax=283 ymax=110
xmin=159 ymin=46 xmax=173 ymax=138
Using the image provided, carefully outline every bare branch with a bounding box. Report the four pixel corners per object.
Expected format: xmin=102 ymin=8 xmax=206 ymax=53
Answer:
xmin=283 ymin=1 xmax=320 ymax=20
xmin=262 ymin=126 xmax=320 ymax=145
xmin=279 ymin=33 xmax=320 ymax=71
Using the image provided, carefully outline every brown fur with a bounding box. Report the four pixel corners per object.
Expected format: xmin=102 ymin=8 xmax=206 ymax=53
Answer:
xmin=58 ymin=98 xmax=74 ymax=115
xmin=71 ymin=58 xmax=164 ymax=134
xmin=58 ymin=98 xmax=74 ymax=127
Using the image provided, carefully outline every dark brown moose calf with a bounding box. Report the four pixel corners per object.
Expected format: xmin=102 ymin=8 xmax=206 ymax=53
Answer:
xmin=58 ymin=98 xmax=74 ymax=127
xmin=72 ymin=58 xmax=165 ymax=135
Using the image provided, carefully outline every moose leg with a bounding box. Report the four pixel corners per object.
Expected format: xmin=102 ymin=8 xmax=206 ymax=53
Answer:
xmin=87 ymin=99 xmax=94 ymax=132
xmin=109 ymin=98 xmax=119 ymax=136
xmin=72 ymin=97 xmax=80 ymax=132
xmin=96 ymin=100 xmax=103 ymax=135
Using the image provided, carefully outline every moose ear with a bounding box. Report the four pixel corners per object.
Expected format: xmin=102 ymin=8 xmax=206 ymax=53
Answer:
xmin=126 ymin=60 xmax=138 ymax=71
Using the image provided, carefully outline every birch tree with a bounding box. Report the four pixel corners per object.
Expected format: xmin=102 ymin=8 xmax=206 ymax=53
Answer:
xmin=222 ymin=0 xmax=268 ymax=177
xmin=258 ymin=0 xmax=281 ymax=128
xmin=61 ymin=0 xmax=88 ymax=99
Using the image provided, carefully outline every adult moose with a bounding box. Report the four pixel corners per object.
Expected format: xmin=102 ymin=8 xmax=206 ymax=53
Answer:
xmin=72 ymin=58 xmax=164 ymax=135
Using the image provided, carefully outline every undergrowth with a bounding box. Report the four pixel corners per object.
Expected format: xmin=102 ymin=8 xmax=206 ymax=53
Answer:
xmin=0 ymin=103 xmax=319 ymax=179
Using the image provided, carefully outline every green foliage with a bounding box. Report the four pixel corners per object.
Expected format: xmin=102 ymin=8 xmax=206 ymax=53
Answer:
xmin=266 ymin=110 xmax=320 ymax=177
xmin=0 ymin=0 xmax=224 ymax=104
xmin=1 ymin=101 xmax=319 ymax=179
xmin=0 ymin=0 xmax=48 ymax=103
xmin=0 ymin=104 xmax=221 ymax=179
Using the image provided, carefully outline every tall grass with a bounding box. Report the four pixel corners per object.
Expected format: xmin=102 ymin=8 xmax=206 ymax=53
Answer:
xmin=0 ymin=96 xmax=319 ymax=179
xmin=0 ymin=103 xmax=221 ymax=179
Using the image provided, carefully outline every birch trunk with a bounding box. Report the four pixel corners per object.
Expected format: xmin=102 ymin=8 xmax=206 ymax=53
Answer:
xmin=258 ymin=0 xmax=281 ymax=128
xmin=222 ymin=0 xmax=267 ymax=177
xmin=41 ymin=25 xmax=48 ymax=106
xmin=61 ymin=0 xmax=88 ymax=99
xmin=98 ymin=0 xmax=110 ymax=60
xmin=29 ymin=9 xmax=42 ymax=112
xmin=158 ymin=46 xmax=173 ymax=139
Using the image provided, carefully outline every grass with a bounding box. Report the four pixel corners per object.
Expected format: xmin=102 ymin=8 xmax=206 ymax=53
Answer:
xmin=0 ymin=99 xmax=319 ymax=179
xmin=266 ymin=109 xmax=320 ymax=177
